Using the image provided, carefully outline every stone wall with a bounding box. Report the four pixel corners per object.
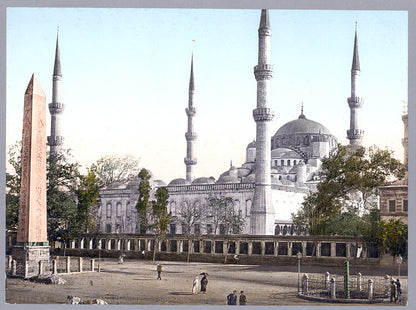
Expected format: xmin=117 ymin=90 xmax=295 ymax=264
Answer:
xmin=378 ymin=185 xmax=408 ymax=225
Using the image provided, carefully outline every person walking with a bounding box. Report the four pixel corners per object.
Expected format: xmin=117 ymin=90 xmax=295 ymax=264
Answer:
xmin=156 ymin=264 xmax=163 ymax=280
xmin=192 ymin=276 xmax=200 ymax=294
xmin=200 ymin=275 xmax=208 ymax=293
xmin=227 ymin=290 xmax=237 ymax=305
xmin=239 ymin=291 xmax=247 ymax=305
xmin=390 ymin=280 xmax=398 ymax=303
xmin=396 ymin=279 xmax=402 ymax=300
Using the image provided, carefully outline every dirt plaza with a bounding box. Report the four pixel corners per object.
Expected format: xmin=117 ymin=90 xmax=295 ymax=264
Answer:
xmin=5 ymin=258 xmax=407 ymax=306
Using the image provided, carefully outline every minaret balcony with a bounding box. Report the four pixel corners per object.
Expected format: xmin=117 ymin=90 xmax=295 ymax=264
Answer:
xmin=253 ymin=108 xmax=274 ymax=122
xmin=347 ymin=97 xmax=363 ymax=108
xmin=184 ymin=158 xmax=197 ymax=165
xmin=347 ymin=129 xmax=364 ymax=140
xmin=48 ymin=102 xmax=65 ymax=114
xmin=254 ymin=64 xmax=273 ymax=80
xmin=47 ymin=135 xmax=64 ymax=146
xmin=185 ymin=132 xmax=198 ymax=140
xmin=185 ymin=107 xmax=196 ymax=116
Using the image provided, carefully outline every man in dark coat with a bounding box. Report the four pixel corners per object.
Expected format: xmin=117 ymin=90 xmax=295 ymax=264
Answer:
xmin=239 ymin=291 xmax=247 ymax=305
xmin=200 ymin=275 xmax=208 ymax=293
xmin=227 ymin=290 xmax=237 ymax=305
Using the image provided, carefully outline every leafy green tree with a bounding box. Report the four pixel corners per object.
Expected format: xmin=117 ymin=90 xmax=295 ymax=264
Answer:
xmin=135 ymin=168 xmax=172 ymax=260
xmin=381 ymin=219 xmax=408 ymax=259
xmin=74 ymin=169 xmax=100 ymax=234
xmin=91 ymin=154 xmax=140 ymax=188
xmin=292 ymin=145 xmax=405 ymax=235
xmin=47 ymin=151 xmax=81 ymax=242
xmin=5 ymin=142 xmax=22 ymax=230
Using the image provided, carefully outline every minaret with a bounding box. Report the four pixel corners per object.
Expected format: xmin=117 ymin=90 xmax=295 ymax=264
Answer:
xmin=347 ymin=23 xmax=364 ymax=148
xmin=402 ymin=101 xmax=408 ymax=182
xmin=184 ymin=55 xmax=197 ymax=182
xmin=250 ymin=9 xmax=275 ymax=235
xmin=47 ymin=30 xmax=65 ymax=156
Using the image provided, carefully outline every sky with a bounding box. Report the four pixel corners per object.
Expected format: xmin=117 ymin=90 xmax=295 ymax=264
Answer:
xmin=6 ymin=8 xmax=408 ymax=183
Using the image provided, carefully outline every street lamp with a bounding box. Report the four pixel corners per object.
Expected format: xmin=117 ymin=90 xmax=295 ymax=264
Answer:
xmin=396 ymin=255 xmax=403 ymax=278
xmin=297 ymin=251 xmax=302 ymax=293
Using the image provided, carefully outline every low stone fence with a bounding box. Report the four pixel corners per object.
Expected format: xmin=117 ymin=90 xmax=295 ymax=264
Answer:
xmin=299 ymin=271 xmax=392 ymax=303
xmin=53 ymin=233 xmax=380 ymax=267
xmin=6 ymin=255 xmax=96 ymax=277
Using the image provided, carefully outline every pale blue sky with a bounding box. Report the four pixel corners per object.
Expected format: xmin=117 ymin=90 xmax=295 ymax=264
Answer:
xmin=6 ymin=8 xmax=408 ymax=182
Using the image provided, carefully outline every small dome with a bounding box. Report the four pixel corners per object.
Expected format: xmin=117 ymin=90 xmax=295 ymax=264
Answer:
xmin=246 ymin=140 xmax=256 ymax=149
xmin=192 ymin=177 xmax=215 ymax=185
xmin=153 ymin=179 xmax=167 ymax=187
xmin=168 ymin=178 xmax=191 ymax=186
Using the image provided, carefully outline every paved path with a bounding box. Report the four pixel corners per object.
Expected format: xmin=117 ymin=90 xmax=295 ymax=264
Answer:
xmin=5 ymin=258 xmax=407 ymax=306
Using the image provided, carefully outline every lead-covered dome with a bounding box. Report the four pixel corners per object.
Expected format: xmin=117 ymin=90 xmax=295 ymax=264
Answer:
xmin=274 ymin=112 xmax=331 ymax=137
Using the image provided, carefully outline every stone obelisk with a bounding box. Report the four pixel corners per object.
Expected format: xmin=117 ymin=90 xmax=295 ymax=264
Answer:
xmin=12 ymin=74 xmax=50 ymax=278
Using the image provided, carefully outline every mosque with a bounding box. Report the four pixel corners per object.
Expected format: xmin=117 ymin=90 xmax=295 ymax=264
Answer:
xmin=48 ymin=10 xmax=365 ymax=236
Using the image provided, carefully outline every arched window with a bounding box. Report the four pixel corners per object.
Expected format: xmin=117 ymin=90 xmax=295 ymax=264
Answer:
xmin=287 ymin=160 xmax=291 ymax=166
xmin=106 ymin=203 xmax=112 ymax=218
xmin=274 ymin=225 xmax=280 ymax=235
xmin=281 ymin=160 xmax=284 ymax=166
xmin=293 ymin=160 xmax=297 ymax=166
xmin=116 ymin=202 xmax=122 ymax=217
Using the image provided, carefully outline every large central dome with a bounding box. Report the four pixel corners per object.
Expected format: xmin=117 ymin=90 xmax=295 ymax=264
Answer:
xmin=274 ymin=112 xmax=332 ymax=136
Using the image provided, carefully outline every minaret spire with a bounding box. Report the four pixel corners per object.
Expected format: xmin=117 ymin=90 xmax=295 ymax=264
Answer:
xmin=251 ymin=9 xmax=275 ymax=235
xmin=47 ymin=29 xmax=65 ymax=156
xmin=184 ymin=55 xmax=197 ymax=182
xmin=347 ymin=23 xmax=364 ymax=148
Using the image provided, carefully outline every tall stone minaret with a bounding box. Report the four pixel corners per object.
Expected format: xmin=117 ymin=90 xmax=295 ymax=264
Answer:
xmin=250 ymin=9 xmax=275 ymax=235
xmin=47 ymin=31 xmax=65 ymax=156
xmin=402 ymin=101 xmax=408 ymax=181
xmin=347 ymin=24 xmax=364 ymax=148
xmin=184 ymin=55 xmax=197 ymax=182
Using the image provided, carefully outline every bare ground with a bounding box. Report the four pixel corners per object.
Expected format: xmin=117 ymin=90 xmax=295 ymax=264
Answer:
xmin=5 ymin=258 xmax=408 ymax=306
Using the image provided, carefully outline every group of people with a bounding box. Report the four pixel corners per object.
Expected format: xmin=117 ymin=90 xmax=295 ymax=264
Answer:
xmin=192 ymin=274 xmax=208 ymax=294
xmin=390 ymin=278 xmax=402 ymax=303
xmin=227 ymin=290 xmax=247 ymax=305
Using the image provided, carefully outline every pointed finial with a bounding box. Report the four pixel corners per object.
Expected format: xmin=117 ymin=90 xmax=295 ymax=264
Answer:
xmin=189 ymin=54 xmax=194 ymax=91
xmin=54 ymin=29 xmax=62 ymax=76
xmin=352 ymin=23 xmax=360 ymax=71
xmin=259 ymin=9 xmax=270 ymax=29
xmin=299 ymin=102 xmax=306 ymax=119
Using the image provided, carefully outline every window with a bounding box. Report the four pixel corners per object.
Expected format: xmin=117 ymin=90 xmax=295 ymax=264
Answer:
xmin=170 ymin=224 xmax=176 ymax=235
xmin=106 ymin=224 xmax=111 ymax=233
xmin=403 ymin=199 xmax=408 ymax=212
xmin=194 ymin=224 xmax=200 ymax=235
xmin=116 ymin=202 xmax=122 ymax=217
xmin=389 ymin=200 xmax=396 ymax=212
xmin=293 ymin=160 xmax=297 ymax=166
xmin=106 ymin=203 xmax=112 ymax=218
xmin=287 ymin=160 xmax=291 ymax=166
xmin=281 ymin=160 xmax=284 ymax=166
xmin=207 ymin=224 xmax=213 ymax=234
xmin=274 ymin=160 xmax=278 ymax=166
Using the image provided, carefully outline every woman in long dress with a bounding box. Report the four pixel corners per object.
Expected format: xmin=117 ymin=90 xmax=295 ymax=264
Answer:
xmin=192 ymin=276 xmax=200 ymax=294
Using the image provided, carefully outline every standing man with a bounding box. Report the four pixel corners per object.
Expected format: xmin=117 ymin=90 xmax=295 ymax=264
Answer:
xmin=200 ymin=275 xmax=208 ymax=293
xmin=227 ymin=290 xmax=237 ymax=305
xmin=157 ymin=264 xmax=163 ymax=280
xmin=239 ymin=291 xmax=247 ymax=305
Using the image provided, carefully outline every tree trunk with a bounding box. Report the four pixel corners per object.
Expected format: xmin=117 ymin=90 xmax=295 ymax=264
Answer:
xmin=187 ymin=239 xmax=191 ymax=263
xmin=153 ymin=236 xmax=159 ymax=261
xmin=224 ymin=242 xmax=231 ymax=264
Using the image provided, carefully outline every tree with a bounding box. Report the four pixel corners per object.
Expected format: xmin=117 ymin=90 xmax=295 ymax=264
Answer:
xmin=381 ymin=219 xmax=408 ymax=259
xmin=292 ymin=145 xmax=405 ymax=235
xmin=91 ymin=154 xmax=140 ymax=188
xmin=135 ymin=168 xmax=172 ymax=261
xmin=47 ymin=151 xmax=81 ymax=242
xmin=205 ymin=194 xmax=234 ymax=234
xmin=177 ymin=199 xmax=208 ymax=262
xmin=74 ymin=169 xmax=100 ymax=234
xmin=5 ymin=141 xmax=22 ymax=230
